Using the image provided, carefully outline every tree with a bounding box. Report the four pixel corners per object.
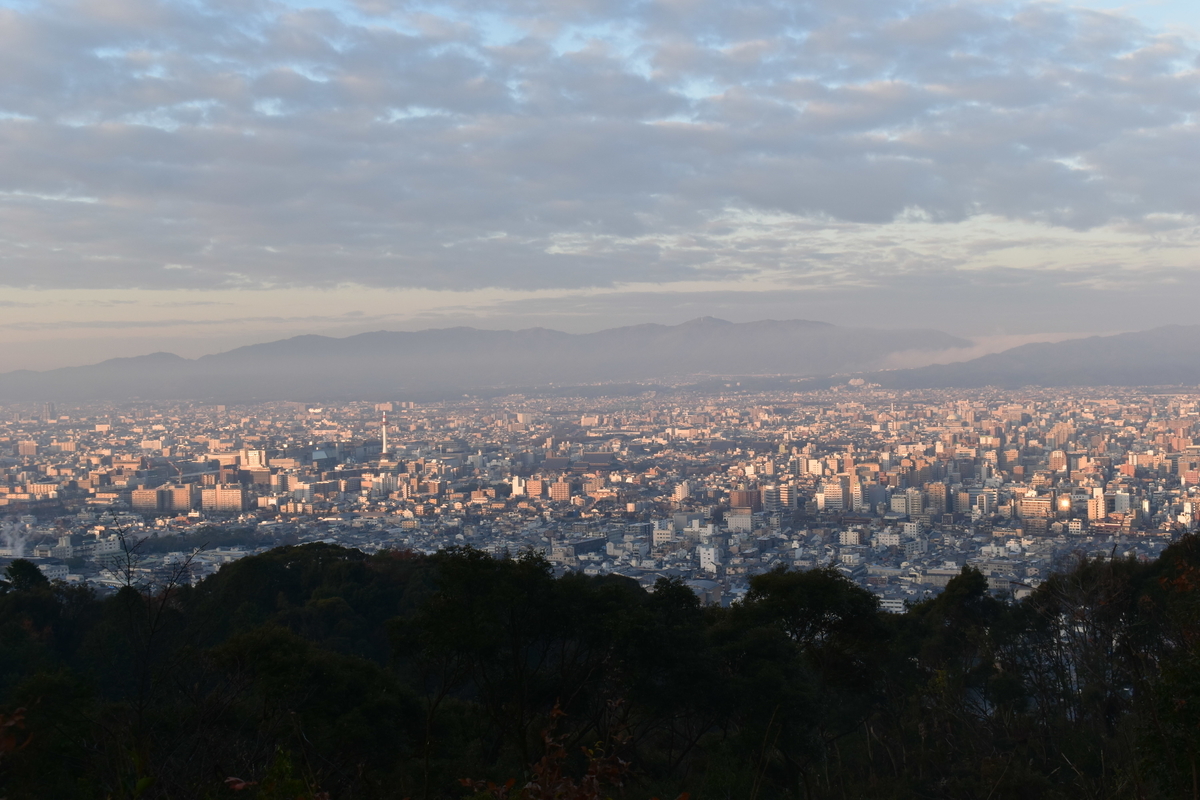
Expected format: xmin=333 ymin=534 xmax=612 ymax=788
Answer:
xmin=1 ymin=560 xmax=50 ymax=594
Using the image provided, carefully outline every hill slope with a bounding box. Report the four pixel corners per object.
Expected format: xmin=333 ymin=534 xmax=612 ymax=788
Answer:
xmin=867 ymin=325 xmax=1200 ymax=389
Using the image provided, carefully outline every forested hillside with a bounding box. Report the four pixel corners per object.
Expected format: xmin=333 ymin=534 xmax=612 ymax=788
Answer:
xmin=3 ymin=539 xmax=1200 ymax=799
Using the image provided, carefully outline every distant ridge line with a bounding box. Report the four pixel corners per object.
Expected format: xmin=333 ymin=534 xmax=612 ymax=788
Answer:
xmin=0 ymin=317 xmax=966 ymax=401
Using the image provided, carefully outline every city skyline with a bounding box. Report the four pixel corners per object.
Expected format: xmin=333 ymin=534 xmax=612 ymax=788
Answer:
xmin=1 ymin=385 xmax=1195 ymax=602
xmin=1 ymin=0 xmax=1199 ymax=370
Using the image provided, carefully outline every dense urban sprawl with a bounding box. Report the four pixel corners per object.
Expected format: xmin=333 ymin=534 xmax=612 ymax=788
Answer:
xmin=3 ymin=386 xmax=1199 ymax=608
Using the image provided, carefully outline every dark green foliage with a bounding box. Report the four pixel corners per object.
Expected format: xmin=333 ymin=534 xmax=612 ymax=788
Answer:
xmin=7 ymin=539 xmax=1200 ymax=798
xmin=128 ymin=526 xmax=299 ymax=556
xmin=2 ymin=559 xmax=51 ymax=594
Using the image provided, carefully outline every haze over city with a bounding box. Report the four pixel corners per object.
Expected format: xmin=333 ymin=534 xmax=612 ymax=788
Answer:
xmin=1 ymin=0 xmax=1200 ymax=370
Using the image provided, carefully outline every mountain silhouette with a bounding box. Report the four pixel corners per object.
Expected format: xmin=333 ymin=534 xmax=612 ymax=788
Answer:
xmin=0 ymin=318 xmax=968 ymax=401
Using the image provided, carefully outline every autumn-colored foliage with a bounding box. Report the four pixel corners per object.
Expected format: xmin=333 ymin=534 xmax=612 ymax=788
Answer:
xmin=0 ymin=707 xmax=30 ymax=761
xmin=460 ymin=706 xmax=633 ymax=800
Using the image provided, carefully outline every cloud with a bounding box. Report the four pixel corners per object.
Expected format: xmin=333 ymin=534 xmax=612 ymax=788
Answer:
xmin=876 ymin=331 xmax=1125 ymax=370
xmin=0 ymin=0 xmax=1196 ymax=294
xmin=0 ymin=309 xmax=406 ymax=332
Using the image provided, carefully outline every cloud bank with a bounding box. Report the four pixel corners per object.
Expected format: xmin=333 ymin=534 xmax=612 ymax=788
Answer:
xmin=0 ymin=0 xmax=1196 ymax=296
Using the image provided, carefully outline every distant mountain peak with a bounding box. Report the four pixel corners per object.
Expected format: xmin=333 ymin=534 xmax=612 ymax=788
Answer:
xmin=682 ymin=316 xmax=732 ymax=326
xmin=116 ymin=351 xmax=189 ymax=363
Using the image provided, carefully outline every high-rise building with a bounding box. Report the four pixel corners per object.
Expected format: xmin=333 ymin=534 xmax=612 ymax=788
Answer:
xmin=1017 ymin=495 xmax=1052 ymax=519
xmin=201 ymin=484 xmax=247 ymax=513
xmin=760 ymin=484 xmax=785 ymax=512
xmin=926 ymin=482 xmax=948 ymax=515
xmin=818 ymin=476 xmax=849 ymax=511
xmin=162 ymin=484 xmax=199 ymax=513
xmin=777 ymin=484 xmax=797 ymax=510
xmin=729 ymin=488 xmax=762 ymax=512
xmin=849 ymin=478 xmax=867 ymax=511
xmin=243 ymin=449 xmax=269 ymax=469
xmin=905 ymin=487 xmax=924 ymax=515
xmin=131 ymin=489 xmax=164 ymax=513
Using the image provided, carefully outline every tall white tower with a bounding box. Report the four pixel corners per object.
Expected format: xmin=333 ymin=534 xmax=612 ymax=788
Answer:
xmin=381 ymin=412 xmax=389 ymax=456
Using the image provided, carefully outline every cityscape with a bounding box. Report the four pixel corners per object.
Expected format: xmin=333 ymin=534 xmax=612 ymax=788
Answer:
xmin=4 ymin=385 xmax=1196 ymax=610
xmin=5 ymin=0 xmax=1200 ymax=794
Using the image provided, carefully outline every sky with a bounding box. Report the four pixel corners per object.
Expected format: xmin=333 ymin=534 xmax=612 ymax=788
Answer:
xmin=0 ymin=0 xmax=1198 ymax=371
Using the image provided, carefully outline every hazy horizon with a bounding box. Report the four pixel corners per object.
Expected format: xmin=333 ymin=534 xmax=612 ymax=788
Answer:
xmin=1 ymin=0 xmax=1197 ymax=372
xmin=0 ymin=316 xmax=1111 ymax=376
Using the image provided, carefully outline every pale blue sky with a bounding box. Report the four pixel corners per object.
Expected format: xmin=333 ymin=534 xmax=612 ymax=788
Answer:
xmin=1071 ymin=0 xmax=1199 ymax=32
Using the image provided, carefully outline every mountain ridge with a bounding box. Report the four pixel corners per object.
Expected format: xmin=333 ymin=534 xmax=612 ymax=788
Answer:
xmin=861 ymin=325 xmax=1200 ymax=389
xmin=0 ymin=318 xmax=965 ymax=401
